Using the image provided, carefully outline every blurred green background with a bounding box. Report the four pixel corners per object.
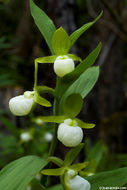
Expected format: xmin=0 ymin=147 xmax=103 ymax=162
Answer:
xmin=0 ymin=0 xmax=127 ymax=177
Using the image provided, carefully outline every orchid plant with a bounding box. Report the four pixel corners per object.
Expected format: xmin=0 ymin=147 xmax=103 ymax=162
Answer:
xmin=0 ymin=1 xmax=127 ymax=190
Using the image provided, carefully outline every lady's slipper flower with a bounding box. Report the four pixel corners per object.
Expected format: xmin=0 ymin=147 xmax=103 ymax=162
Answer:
xmin=9 ymin=91 xmax=35 ymax=116
xmin=54 ymin=55 xmax=75 ymax=77
xmin=57 ymin=119 xmax=83 ymax=147
xmin=65 ymin=169 xmax=90 ymax=190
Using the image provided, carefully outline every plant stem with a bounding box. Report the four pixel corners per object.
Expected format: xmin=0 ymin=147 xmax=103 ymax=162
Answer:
xmin=48 ymin=77 xmax=60 ymax=156
xmin=34 ymin=60 xmax=38 ymax=89
xmin=48 ymin=125 xmax=58 ymax=155
xmin=45 ymin=77 xmax=60 ymax=187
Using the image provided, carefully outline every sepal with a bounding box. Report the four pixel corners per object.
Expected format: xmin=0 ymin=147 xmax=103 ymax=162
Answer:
xmin=75 ymin=119 xmax=95 ymax=129
xmin=70 ymin=162 xmax=89 ymax=172
xmin=52 ymin=27 xmax=70 ymax=55
xmin=35 ymin=86 xmax=54 ymax=95
xmin=34 ymin=91 xmax=51 ymax=107
xmin=33 ymin=115 xmax=67 ymax=124
xmin=35 ymin=55 xmax=57 ymax=63
xmin=47 ymin=157 xmax=64 ymax=167
xmin=41 ymin=167 xmax=65 ymax=176
xmin=35 ymin=54 xmax=81 ymax=64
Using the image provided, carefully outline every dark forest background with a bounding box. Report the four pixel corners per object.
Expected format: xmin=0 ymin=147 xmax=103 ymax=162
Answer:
xmin=0 ymin=0 xmax=127 ymax=171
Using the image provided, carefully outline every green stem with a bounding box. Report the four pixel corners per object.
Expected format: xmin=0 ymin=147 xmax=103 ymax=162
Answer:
xmin=48 ymin=101 xmax=58 ymax=156
xmin=45 ymin=78 xmax=60 ymax=187
xmin=48 ymin=77 xmax=60 ymax=157
xmin=34 ymin=59 xmax=38 ymax=89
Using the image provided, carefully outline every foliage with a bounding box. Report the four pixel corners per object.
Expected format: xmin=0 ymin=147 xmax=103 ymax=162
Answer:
xmin=0 ymin=156 xmax=48 ymax=190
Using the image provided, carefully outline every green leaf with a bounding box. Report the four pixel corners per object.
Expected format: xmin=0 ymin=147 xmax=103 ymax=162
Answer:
xmin=48 ymin=157 xmax=64 ymax=167
xmin=32 ymin=183 xmax=45 ymax=190
xmin=52 ymin=27 xmax=71 ymax=55
xmin=36 ymin=55 xmax=57 ymax=63
xmin=86 ymin=141 xmax=105 ymax=165
xmin=75 ymin=119 xmax=95 ymax=129
xmin=34 ymin=91 xmax=51 ymax=107
xmin=64 ymin=93 xmax=83 ymax=118
xmin=30 ymin=179 xmax=46 ymax=190
xmin=69 ymin=11 xmax=103 ymax=49
xmin=59 ymin=66 xmax=100 ymax=114
xmin=86 ymin=167 xmax=127 ymax=189
xmin=47 ymin=184 xmax=63 ymax=190
xmin=64 ymin=143 xmax=84 ymax=166
xmin=55 ymin=43 xmax=101 ymax=99
xmin=71 ymin=162 xmax=89 ymax=172
xmin=36 ymin=86 xmax=54 ymax=95
xmin=0 ymin=116 xmax=19 ymax=137
xmin=34 ymin=115 xmax=67 ymax=124
xmin=0 ymin=156 xmax=48 ymax=190
xmin=68 ymin=43 xmax=101 ymax=81
xmin=30 ymin=0 xmax=56 ymax=54
xmin=84 ymin=141 xmax=106 ymax=173
xmin=41 ymin=168 xmax=65 ymax=176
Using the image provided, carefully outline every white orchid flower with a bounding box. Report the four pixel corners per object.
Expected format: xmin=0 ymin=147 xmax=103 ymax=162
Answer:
xmin=54 ymin=55 xmax=75 ymax=77
xmin=57 ymin=119 xmax=83 ymax=147
xmin=9 ymin=91 xmax=35 ymax=116
xmin=65 ymin=169 xmax=90 ymax=190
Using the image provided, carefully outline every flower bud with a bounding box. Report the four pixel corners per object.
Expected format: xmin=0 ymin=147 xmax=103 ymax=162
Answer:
xmin=9 ymin=91 xmax=34 ymax=116
xmin=20 ymin=132 xmax=32 ymax=142
xmin=57 ymin=119 xmax=83 ymax=147
xmin=65 ymin=170 xmax=90 ymax=190
xmin=44 ymin=132 xmax=53 ymax=142
xmin=54 ymin=55 xmax=74 ymax=77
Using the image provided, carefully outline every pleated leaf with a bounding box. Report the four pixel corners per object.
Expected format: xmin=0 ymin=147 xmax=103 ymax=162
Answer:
xmin=86 ymin=167 xmax=127 ymax=189
xmin=30 ymin=0 xmax=56 ymax=54
xmin=69 ymin=11 xmax=103 ymax=49
xmin=0 ymin=156 xmax=48 ymax=190
xmin=64 ymin=93 xmax=83 ymax=118
xmin=59 ymin=66 xmax=99 ymax=114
